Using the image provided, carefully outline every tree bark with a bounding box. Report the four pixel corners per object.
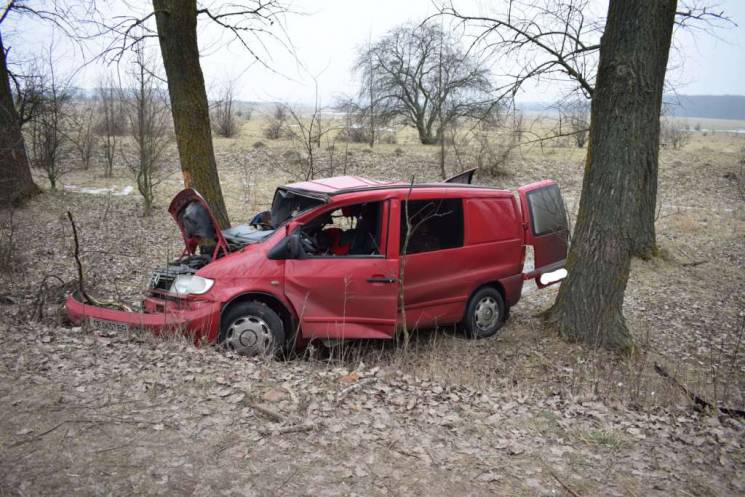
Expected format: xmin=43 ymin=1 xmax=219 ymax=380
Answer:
xmin=547 ymin=0 xmax=677 ymax=353
xmin=152 ymin=0 xmax=230 ymax=228
xmin=0 ymin=33 xmax=40 ymax=206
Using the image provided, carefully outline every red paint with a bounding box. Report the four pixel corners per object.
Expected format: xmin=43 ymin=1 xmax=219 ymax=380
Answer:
xmin=66 ymin=177 xmax=568 ymax=345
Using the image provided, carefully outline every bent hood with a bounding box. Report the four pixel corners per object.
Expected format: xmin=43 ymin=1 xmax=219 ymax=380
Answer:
xmin=168 ymin=189 xmax=229 ymax=257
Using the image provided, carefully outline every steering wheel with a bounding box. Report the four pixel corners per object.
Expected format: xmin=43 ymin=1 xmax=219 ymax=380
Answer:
xmin=298 ymin=230 xmax=317 ymax=254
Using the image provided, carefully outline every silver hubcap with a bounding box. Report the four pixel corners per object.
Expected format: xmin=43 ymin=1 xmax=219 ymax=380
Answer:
xmin=224 ymin=315 xmax=274 ymax=356
xmin=474 ymin=297 xmax=499 ymax=331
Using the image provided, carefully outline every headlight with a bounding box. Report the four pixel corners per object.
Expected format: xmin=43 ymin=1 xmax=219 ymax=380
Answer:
xmin=171 ymin=275 xmax=214 ymax=295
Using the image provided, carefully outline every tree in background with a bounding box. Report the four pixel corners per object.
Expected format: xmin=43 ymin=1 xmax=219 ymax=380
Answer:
xmin=211 ymin=80 xmax=239 ymax=138
xmin=562 ymin=99 xmax=590 ymax=148
xmin=263 ymin=104 xmax=288 ymax=140
xmin=441 ymin=0 xmax=729 ymax=259
xmin=27 ymin=46 xmax=71 ymax=191
xmin=95 ymin=78 xmax=124 ymax=178
xmin=355 ymin=22 xmax=493 ymax=145
xmin=122 ymin=42 xmax=171 ymax=216
xmin=68 ymin=101 xmax=98 ymax=170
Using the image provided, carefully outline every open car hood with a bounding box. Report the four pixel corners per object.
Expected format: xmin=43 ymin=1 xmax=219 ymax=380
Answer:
xmin=168 ymin=189 xmax=229 ymax=258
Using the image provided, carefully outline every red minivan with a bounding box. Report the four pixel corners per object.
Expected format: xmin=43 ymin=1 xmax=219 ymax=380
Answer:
xmin=66 ymin=172 xmax=569 ymax=356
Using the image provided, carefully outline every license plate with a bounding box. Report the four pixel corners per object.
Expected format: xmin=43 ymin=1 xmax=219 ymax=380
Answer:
xmin=89 ymin=318 xmax=129 ymax=333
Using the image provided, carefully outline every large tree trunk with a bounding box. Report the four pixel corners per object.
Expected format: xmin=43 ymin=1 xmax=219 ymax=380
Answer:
xmin=547 ymin=0 xmax=677 ymax=352
xmin=152 ymin=0 xmax=230 ymax=228
xmin=0 ymin=33 xmax=40 ymax=206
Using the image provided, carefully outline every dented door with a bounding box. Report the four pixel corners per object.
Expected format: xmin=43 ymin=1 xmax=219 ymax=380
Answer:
xmin=517 ymin=180 xmax=569 ymax=288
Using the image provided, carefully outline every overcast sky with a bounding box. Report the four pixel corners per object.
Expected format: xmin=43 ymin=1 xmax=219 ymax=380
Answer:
xmin=5 ymin=0 xmax=744 ymax=105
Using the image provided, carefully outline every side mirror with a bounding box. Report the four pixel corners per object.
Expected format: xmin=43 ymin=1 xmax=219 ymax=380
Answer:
xmin=267 ymin=232 xmax=304 ymax=260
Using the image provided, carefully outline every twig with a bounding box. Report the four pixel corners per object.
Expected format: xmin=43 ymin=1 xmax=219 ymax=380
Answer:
xmin=549 ymin=468 xmax=582 ymax=497
xmin=247 ymin=402 xmax=284 ymax=423
xmin=654 ymin=363 xmax=745 ymax=418
xmin=258 ymin=422 xmax=321 ymax=436
xmin=336 ymin=377 xmax=376 ymax=403
xmin=10 ymin=417 xmax=174 ymax=448
xmin=680 ymin=260 xmax=706 ymax=267
xmin=67 ymin=211 xmax=90 ymax=303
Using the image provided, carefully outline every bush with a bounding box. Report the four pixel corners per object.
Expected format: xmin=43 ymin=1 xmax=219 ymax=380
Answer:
xmin=282 ymin=149 xmax=303 ymax=164
xmin=336 ymin=125 xmax=370 ymax=144
xmin=263 ymin=122 xmax=284 ymax=140
xmin=378 ymin=130 xmax=397 ymax=144
xmin=661 ymin=119 xmax=690 ymax=150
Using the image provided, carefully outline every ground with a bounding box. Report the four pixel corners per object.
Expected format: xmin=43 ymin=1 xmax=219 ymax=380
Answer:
xmin=1 ymin=116 xmax=744 ymax=496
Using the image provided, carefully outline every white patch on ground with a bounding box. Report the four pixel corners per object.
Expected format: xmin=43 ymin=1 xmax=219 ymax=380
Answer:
xmin=63 ymin=185 xmax=134 ymax=196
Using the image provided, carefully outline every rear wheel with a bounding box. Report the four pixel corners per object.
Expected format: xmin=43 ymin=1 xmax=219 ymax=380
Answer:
xmin=219 ymin=301 xmax=285 ymax=357
xmin=463 ymin=287 xmax=505 ymax=339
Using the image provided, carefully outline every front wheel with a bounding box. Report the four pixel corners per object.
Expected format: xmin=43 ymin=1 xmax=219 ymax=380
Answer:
xmin=219 ymin=301 xmax=285 ymax=357
xmin=463 ymin=287 xmax=505 ymax=339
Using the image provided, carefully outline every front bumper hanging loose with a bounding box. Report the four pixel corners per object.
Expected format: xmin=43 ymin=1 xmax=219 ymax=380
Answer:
xmin=65 ymin=293 xmax=222 ymax=343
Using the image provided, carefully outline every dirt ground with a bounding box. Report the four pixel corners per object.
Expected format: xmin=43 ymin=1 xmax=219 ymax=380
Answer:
xmin=1 ymin=119 xmax=744 ymax=496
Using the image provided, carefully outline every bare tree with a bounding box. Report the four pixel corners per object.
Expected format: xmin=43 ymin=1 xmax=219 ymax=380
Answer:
xmin=442 ymin=0 xmax=732 ymax=351
xmin=284 ymin=90 xmax=333 ymax=180
xmin=122 ymin=44 xmax=171 ymax=215
xmin=211 ymin=80 xmax=239 ymax=138
xmin=27 ymin=47 xmax=71 ymax=191
xmin=512 ymin=109 xmax=525 ymax=143
xmin=68 ymin=103 xmax=97 ymax=169
xmin=1 ymin=0 xmax=107 ymax=204
xmin=547 ymin=0 xmax=678 ymax=352
xmin=263 ymin=103 xmax=288 ymax=140
xmin=1 ymin=25 xmax=38 ymax=202
xmin=440 ymin=0 xmax=731 ymax=258
xmin=562 ymin=99 xmax=590 ymax=148
xmin=96 ymin=78 xmax=123 ymax=178
xmin=660 ymin=117 xmax=690 ymax=150
xmin=334 ymin=96 xmax=374 ymax=144
xmin=355 ymin=22 xmax=494 ymax=145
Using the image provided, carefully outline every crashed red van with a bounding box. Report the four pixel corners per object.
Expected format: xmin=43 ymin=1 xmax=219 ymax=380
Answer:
xmin=66 ymin=171 xmax=569 ymax=356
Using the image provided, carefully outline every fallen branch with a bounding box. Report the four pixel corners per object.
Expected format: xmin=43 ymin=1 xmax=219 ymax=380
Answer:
xmin=66 ymin=211 xmax=133 ymax=313
xmin=548 ymin=469 xmax=582 ymax=497
xmin=654 ymin=363 xmax=745 ymax=418
xmin=247 ymin=402 xmax=284 ymax=423
xmin=336 ymin=377 xmax=376 ymax=403
xmin=680 ymin=260 xmax=707 ymax=267
xmin=258 ymin=422 xmax=321 ymax=436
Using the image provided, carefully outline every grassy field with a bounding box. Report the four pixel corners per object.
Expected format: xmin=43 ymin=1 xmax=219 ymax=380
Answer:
xmin=1 ymin=114 xmax=744 ymax=496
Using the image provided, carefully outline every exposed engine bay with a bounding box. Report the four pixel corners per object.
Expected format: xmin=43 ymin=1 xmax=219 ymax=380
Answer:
xmin=149 ymin=254 xmax=212 ymax=293
xmin=148 ymin=188 xmax=326 ymax=294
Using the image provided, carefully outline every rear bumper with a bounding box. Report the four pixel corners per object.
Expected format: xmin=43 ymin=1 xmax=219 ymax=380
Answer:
xmin=65 ymin=293 xmax=221 ymax=343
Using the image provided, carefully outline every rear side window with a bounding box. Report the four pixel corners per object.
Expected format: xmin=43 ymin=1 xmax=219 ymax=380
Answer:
xmin=526 ymin=184 xmax=568 ymax=236
xmin=400 ymin=198 xmax=464 ymax=254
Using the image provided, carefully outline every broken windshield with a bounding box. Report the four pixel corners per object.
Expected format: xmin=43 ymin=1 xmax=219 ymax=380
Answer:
xmin=270 ymin=188 xmax=327 ymax=227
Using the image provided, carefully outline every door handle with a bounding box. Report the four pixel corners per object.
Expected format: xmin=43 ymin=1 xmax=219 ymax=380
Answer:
xmin=367 ymin=277 xmax=397 ymax=284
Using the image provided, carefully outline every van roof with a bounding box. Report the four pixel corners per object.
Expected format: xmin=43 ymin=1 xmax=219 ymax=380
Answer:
xmin=284 ymin=175 xmax=509 ymax=197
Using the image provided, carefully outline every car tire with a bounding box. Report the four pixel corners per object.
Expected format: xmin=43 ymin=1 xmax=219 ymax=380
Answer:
xmin=463 ymin=287 xmax=505 ymax=339
xmin=219 ymin=301 xmax=285 ymax=357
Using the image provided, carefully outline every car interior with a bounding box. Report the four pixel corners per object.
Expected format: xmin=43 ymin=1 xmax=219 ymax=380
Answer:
xmin=298 ymin=201 xmax=382 ymax=257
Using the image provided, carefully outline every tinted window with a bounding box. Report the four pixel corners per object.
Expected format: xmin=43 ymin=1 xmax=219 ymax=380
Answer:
xmin=526 ymin=184 xmax=568 ymax=236
xmin=400 ymin=198 xmax=464 ymax=254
